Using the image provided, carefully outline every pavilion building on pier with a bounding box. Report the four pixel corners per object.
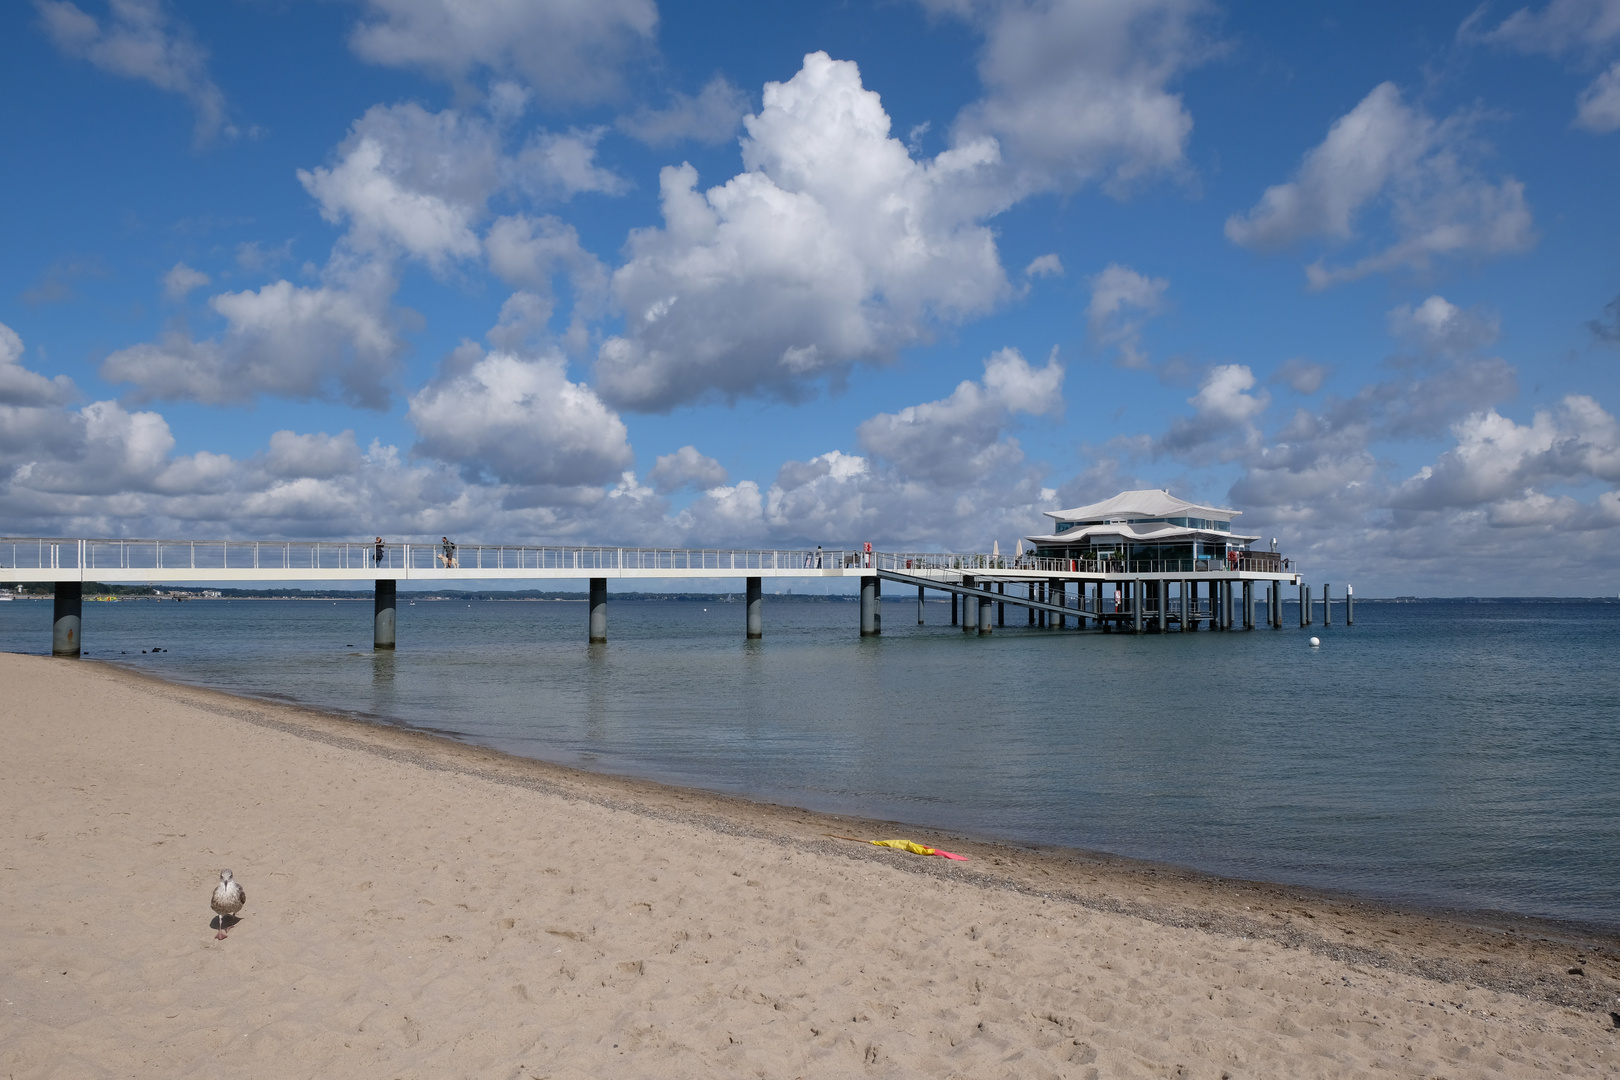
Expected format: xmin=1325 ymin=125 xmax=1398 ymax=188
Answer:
xmin=1024 ymin=489 xmax=1280 ymax=574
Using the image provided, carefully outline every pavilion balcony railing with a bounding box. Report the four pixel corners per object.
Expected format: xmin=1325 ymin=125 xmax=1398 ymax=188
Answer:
xmin=877 ymin=552 xmax=1291 ymax=575
xmin=0 ymin=538 xmax=858 ymax=575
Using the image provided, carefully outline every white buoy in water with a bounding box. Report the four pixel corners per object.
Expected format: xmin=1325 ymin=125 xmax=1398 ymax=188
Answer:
xmin=1309 ymin=636 xmax=1321 ymax=648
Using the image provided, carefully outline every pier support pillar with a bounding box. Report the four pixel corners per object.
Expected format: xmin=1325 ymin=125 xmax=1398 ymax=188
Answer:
xmin=978 ymin=586 xmax=993 ymax=635
xmin=997 ymin=582 xmax=1005 ymax=627
xmin=1242 ymin=581 xmax=1254 ymax=630
xmin=1322 ymin=583 xmax=1331 ymax=627
xmin=918 ymin=585 xmax=925 ymax=625
xmin=589 ymin=578 xmax=608 ymax=643
xmin=951 ymin=591 xmax=958 ymax=625
xmin=1132 ymin=580 xmax=1144 ymax=633
xmin=1300 ymin=584 xmax=1310 ymax=627
xmin=1027 ymin=583 xmax=1035 ymax=625
xmin=1274 ymin=582 xmax=1283 ymax=628
xmin=374 ymin=579 xmax=396 ymax=650
xmin=1037 ymin=582 xmax=1046 ymax=628
xmin=746 ymin=576 xmax=763 ymax=639
xmin=961 ymin=575 xmax=976 ymax=633
xmin=52 ymin=581 xmax=82 ymax=657
xmin=1346 ymin=585 xmax=1354 ymax=626
xmin=860 ymin=576 xmax=880 ymax=636
xmin=1051 ymin=579 xmax=1065 ymax=629
xmin=1156 ymin=581 xmax=1167 ymax=633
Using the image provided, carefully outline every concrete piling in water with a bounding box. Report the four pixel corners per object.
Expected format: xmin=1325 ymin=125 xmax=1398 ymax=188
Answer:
xmin=746 ymin=576 xmax=763 ymax=639
xmin=1052 ymin=579 xmax=1066 ymax=629
xmin=951 ymin=591 xmax=958 ymax=625
xmin=1322 ymin=583 xmax=1331 ymax=627
xmin=978 ymin=585 xmax=993 ymax=635
xmin=962 ymin=575 xmax=976 ymax=633
xmin=860 ymin=575 xmax=880 ymax=636
xmin=1243 ymin=581 xmax=1254 ymax=630
xmin=374 ymin=579 xmax=396 ymax=650
xmin=997 ymin=582 xmax=1005 ymax=626
xmin=589 ymin=578 xmax=608 ymax=643
xmin=52 ymin=581 xmax=82 ymax=658
xmin=1027 ymin=583 xmax=1035 ymax=625
xmin=1132 ymin=580 xmax=1144 ymax=633
xmin=918 ymin=584 xmax=926 ymax=625
xmin=1346 ymin=584 xmax=1354 ymax=626
xmin=1156 ymin=581 xmax=1167 ymax=633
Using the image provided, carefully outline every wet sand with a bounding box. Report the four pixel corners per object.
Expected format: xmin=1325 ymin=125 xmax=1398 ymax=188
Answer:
xmin=1 ymin=651 xmax=1616 ymax=1078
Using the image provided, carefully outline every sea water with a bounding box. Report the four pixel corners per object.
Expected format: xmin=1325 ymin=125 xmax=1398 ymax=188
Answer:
xmin=3 ymin=594 xmax=1617 ymax=928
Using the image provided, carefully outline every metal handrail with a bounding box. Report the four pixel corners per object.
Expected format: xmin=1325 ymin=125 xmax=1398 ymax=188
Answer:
xmin=0 ymin=537 xmax=1294 ymax=577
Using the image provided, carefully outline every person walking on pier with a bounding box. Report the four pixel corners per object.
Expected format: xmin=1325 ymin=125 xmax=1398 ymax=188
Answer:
xmin=439 ymin=536 xmax=457 ymax=568
xmin=373 ymin=536 xmax=385 ymax=568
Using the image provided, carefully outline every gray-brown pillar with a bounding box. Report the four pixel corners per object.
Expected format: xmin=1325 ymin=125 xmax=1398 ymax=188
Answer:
xmin=52 ymin=581 xmax=82 ymax=657
xmin=374 ymin=579 xmax=396 ymax=650
xmin=746 ymin=576 xmax=762 ymax=639
xmin=860 ymin=576 xmax=880 ymax=636
xmin=589 ymin=577 xmax=608 ymax=642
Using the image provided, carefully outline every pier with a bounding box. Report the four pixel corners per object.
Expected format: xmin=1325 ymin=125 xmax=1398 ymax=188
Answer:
xmin=0 ymin=535 xmax=1302 ymax=656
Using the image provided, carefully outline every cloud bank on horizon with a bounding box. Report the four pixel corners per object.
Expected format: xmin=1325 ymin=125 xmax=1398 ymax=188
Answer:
xmin=4 ymin=0 xmax=1620 ymax=595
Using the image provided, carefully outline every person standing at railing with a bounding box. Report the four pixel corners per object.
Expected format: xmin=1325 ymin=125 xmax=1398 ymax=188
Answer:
xmin=439 ymin=536 xmax=458 ymax=568
xmin=374 ymin=536 xmax=385 ymax=568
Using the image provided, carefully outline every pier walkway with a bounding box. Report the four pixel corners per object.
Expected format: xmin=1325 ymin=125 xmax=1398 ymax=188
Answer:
xmin=0 ymin=536 xmax=1316 ymax=657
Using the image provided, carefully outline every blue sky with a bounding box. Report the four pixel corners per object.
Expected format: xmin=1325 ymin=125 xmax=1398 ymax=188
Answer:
xmin=3 ymin=0 xmax=1620 ymax=594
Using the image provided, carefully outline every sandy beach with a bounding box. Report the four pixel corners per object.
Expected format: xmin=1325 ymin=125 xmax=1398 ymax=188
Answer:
xmin=1 ymin=652 xmax=1616 ymax=1078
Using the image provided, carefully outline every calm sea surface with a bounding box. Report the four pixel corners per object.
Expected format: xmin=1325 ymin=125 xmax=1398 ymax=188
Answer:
xmin=4 ymin=594 xmax=1617 ymax=928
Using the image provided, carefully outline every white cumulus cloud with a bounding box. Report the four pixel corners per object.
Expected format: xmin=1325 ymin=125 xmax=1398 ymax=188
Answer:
xmin=648 ymin=446 xmax=729 ymax=493
xmin=617 ymin=76 xmax=750 ymax=146
xmin=298 ymin=103 xmax=501 ymax=270
xmin=407 ymin=349 xmax=633 ymax=489
xmin=1225 ymin=82 xmax=1536 ymax=287
xmin=345 ymin=0 xmax=658 ymax=104
xmin=1086 ymin=263 xmax=1168 ymax=369
xmin=35 ymin=0 xmax=232 ymax=145
xmin=101 ymin=260 xmax=403 ymax=409
xmin=595 ymin=51 xmax=1009 ymax=411
xmin=935 ymin=0 xmax=1212 ymax=196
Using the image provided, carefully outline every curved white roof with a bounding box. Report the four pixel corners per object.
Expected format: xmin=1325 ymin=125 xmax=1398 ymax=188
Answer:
xmin=1044 ymin=488 xmax=1237 ymax=524
xmin=1026 ymin=522 xmax=1260 ymax=546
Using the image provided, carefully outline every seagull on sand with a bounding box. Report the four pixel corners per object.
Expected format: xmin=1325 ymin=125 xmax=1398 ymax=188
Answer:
xmin=211 ymin=869 xmax=246 ymax=939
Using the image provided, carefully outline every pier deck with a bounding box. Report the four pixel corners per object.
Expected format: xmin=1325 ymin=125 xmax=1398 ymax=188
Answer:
xmin=0 ymin=536 xmax=1315 ymax=655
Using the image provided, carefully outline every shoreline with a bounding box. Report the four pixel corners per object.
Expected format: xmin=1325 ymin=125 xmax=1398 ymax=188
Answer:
xmin=5 ymin=650 xmax=1617 ymax=1075
xmin=79 ymin=651 xmax=1620 ymax=954
xmin=60 ymin=654 xmax=1620 ymax=1011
